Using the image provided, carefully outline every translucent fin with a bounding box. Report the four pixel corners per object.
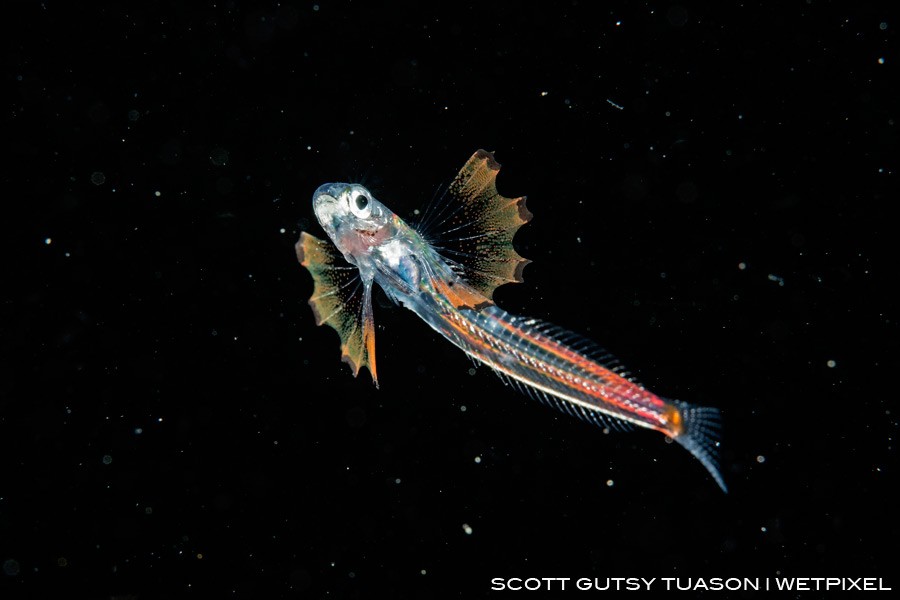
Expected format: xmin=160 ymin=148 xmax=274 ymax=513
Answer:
xmin=671 ymin=400 xmax=726 ymax=492
xmin=514 ymin=316 xmax=638 ymax=383
xmin=418 ymin=149 xmax=532 ymax=306
xmin=296 ymin=232 xmax=378 ymax=386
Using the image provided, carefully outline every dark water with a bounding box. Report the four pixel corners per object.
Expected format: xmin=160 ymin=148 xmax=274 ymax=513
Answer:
xmin=4 ymin=2 xmax=897 ymax=597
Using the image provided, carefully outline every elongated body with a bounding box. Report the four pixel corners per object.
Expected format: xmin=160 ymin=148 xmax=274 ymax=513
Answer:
xmin=297 ymin=150 xmax=725 ymax=491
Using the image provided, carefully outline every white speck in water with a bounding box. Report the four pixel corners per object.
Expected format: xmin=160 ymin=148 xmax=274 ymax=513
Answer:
xmin=606 ymin=479 xmax=614 ymax=487
xmin=827 ymin=359 xmax=837 ymax=368
xmin=877 ymin=57 xmax=885 ymax=64
xmin=158 ymin=417 xmax=163 ymax=423
xmin=467 ymin=367 xmax=476 ymax=376
xmin=134 ymin=428 xmax=143 ymax=435
xmin=761 ymin=526 xmax=767 ymax=532
xmin=474 ymin=456 xmax=481 ymax=464
xmin=307 ymin=145 xmax=312 ymax=150
xmin=91 ymin=171 xmax=106 ymax=185
xmin=767 ymin=273 xmax=785 ymax=286
xmin=460 ymin=405 xmax=467 ymax=412
xmin=102 ymin=455 xmax=112 ymax=465
xmin=279 ymin=228 xmax=286 ymax=234
xmin=421 ymin=569 xmax=427 ymax=575
xmin=540 ymin=91 xmax=549 ymax=97
xmin=615 ymin=20 xmax=621 ymax=26
xmin=757 ymin=455 xmax=766 ymax=463
xmin=312 ymin=4 xmax=319 ymax=11
xmin=154 ymin=191 xmax=161 ymax=197
xmin=738 ymin=262 xmax=747 ymax=270
xmin=462 ymin=523 xmax=473 ymax=535
xmin=880 ymin=22 xmax=888 ymax=30
xmin=44 ymin=238 xmax=52 ymax=245
xmin=394 ymin=478 xmax=401 ymax=484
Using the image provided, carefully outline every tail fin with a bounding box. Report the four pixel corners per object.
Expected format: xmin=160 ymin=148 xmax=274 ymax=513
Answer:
xmin=672 ymin=401 xmax=727 ymax=493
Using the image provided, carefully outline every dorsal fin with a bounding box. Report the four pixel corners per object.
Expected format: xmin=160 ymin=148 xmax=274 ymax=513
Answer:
xmin=296 ymin=232 xmax=378 ymax=386
xmin=418 ymin=150 xmax=532 ymax=307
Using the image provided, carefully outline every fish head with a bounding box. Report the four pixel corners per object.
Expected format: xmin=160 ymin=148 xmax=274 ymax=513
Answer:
xmin=312 ymin=183 xmax=393 ymax=263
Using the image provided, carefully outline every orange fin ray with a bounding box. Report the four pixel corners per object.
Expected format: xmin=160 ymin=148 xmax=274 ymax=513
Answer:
xmin=420 ymin=149 xmax=532 ymax=307
xmin=296 ymin=232 xmax=378 ymax=386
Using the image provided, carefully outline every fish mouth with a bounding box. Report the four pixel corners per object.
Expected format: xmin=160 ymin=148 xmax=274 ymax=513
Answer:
xmin=312 ymin=183 xmax=347 ymax=234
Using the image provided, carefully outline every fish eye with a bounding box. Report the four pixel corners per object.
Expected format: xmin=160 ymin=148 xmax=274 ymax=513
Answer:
xmin=348 ymin=192 xmax=372 ymax=218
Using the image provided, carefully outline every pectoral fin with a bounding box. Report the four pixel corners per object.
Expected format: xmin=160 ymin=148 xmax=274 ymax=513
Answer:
xmin=418 ymin=149 xmax=532 ymax=307
xmin=296 ymin=232 xmax=379 ymax=386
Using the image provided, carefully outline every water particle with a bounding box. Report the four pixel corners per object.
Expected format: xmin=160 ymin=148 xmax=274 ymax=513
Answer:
xmin=460 ymin=405 xmax=467 ymax=412
xmin=540 ymin=91 xmax=549 ymax=97
xmin=757 ymin=455 xmax=766 ymax=463
xmin=127 ymin=109 xmax=140 ymax=121
xmin=144 ymin=506 xmax=153 ymax=515
xmin=877 ymin=57 xmax=885 ymax=65
xmin=209 ymin=147 xmax=229 ymax=167
xmin=462 ymin=523 xmax=473 ymax=535
xmin=421 ymin=569 xmax=427 ymax=575
xmin=306 ymin=145 xmax=312 ymax=150
xmin=395 ymin=478 xmax=401 ymax=484
xmin=767 ymin=273 xmax=785 ymax=286
xmin=738 ymin=262 xmax=746 ymax=270
xmin=312 ymin=4 xmax=319 ymax=10
xmin=102 ymin=455 xmax=112 ymax=465
xmin=880 ymin=22 xmax=888 ymax=30
xmin=474 ymin=456 xmax=481 ymax=464
xmin=761 ymin=526 xmax=768 ymax=532
xmin=91 ymin=171 xmax=106 ymax=185
xmin=615 ymin=20 xmax=621 ymax=26
xmin=154 ymin=191 xmax=161 ymax=197
xmin=57 ymin=557 xmax=68 ymax=567
xmin=279 ymin=228 xmax=286 ymax=234
xmin=467 ymin=367 xmax=476 ymax=376
xmin=827 ymin=359 xmax=837 ymax=368
xmin=44 ymin=237 xmax=52 ymax=245
xmin=606 ymin=479 xmax=614 ymax=487
xmin=134 ymin=428 xmax=143 ymax=435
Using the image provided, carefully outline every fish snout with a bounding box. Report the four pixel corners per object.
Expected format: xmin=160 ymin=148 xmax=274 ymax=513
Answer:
xmin=312 ymin=183 xmax=348 ymax=234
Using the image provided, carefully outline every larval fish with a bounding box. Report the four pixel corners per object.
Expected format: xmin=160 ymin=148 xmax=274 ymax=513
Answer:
xmin=297 ymin=150 xmax=726 ymax=491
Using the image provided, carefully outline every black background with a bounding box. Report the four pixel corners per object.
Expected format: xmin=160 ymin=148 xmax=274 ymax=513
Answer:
xmin=3 ymin=1 xmax=898 ymax=597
